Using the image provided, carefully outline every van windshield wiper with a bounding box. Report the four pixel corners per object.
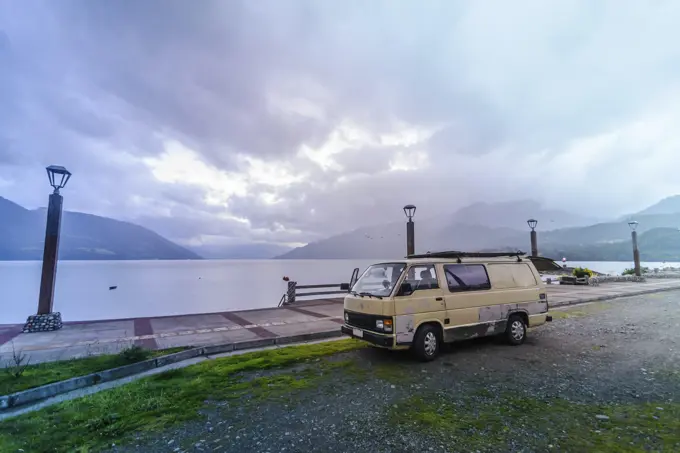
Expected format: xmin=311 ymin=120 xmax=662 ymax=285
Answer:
xmin=359 ymin=292 xmax=383 ymax=299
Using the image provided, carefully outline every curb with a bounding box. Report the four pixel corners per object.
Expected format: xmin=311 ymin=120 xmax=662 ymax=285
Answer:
xmin=0 ymin=330 xmax=344 ymax=411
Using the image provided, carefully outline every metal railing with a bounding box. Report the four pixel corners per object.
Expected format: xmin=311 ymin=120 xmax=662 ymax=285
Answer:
xmin=279 ymin=268 xmax=360 ymax=307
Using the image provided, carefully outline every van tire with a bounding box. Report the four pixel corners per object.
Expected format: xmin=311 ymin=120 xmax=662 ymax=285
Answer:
xmin=505 ymin=314 xmax=527 ymax=345
xmin=413 ymin=324 xmax=440 ymax=361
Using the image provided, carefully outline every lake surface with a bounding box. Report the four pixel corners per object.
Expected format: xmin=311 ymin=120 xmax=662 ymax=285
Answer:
xmin=2 ymin=259 xmax=676 ymax=324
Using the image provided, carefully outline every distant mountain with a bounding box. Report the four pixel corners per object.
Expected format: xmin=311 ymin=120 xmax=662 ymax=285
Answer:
xmin=529 ymin=212 xmax=680 ymax=250
xmin=0 ymin=196 xmax=201 ymax=260
xmin=539 ymin=228 xmax=680 ymax=262
xmin=276 ymin=200 xmax=592 ymax=259
xmin=276 ymin=196 xmax=680 ymax=260
xmin=632 ymin=195 xmax=680 ymax=217
xmin=189 ymin=243 xmax=293 ymax=259
xmin=449 ymin=200 xmax=599 ymax=230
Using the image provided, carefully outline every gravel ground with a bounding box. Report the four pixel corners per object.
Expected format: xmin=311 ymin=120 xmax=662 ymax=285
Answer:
xmin=110 ymin=292 xmax=680 ymax=453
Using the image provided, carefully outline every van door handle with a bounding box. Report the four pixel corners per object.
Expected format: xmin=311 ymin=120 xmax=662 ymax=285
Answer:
xmin=435 ymin=297 xmax=443 ymax=301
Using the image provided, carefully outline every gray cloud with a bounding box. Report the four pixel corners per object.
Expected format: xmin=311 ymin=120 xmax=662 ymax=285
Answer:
xmin=2 ymin=0 xmax=680 ymax=247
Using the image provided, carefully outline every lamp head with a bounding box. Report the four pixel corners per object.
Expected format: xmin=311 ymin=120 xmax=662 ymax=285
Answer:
xmin=403 ymin=204 xmax=416 ymax=221
xmin=46 ymin=165 xmax=72 ymax=194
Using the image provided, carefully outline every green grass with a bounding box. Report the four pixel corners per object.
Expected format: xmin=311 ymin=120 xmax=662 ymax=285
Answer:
xmin=550 ymin=302 xmax=613 ymax=320
xmin=0 ymin=339 xmax=365 ymax=453
xmin=550 ymin=310 xmax=587 ymax=319
xmin=389 ymin=393 xmax=680 ymax=452
xmin=371 ymin=361 xmax=416 ymax=384
xmin=0 ymin=346 xmax=188 ymax=395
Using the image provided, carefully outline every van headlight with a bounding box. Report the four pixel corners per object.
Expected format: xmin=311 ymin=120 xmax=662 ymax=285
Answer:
xmin=375 ymin=319 xmax=393 ymax=333
xmin=344 ymin=312 xmax=349 ymax=322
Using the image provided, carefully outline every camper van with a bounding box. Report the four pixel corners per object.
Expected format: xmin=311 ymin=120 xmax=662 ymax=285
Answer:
xmin=340 ymin=251 xmax=552 ymax=361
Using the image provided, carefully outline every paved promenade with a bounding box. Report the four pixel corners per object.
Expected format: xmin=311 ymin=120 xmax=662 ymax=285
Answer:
xmin=3 ymin=279 xmax=680 ymax=364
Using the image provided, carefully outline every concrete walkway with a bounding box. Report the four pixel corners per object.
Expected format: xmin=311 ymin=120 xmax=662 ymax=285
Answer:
xmin=3 ymin=279 xmax=680 ymax=365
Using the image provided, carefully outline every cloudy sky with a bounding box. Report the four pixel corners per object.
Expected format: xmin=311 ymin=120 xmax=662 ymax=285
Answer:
xmin=2 ymin=0 xmax=680 ymax=248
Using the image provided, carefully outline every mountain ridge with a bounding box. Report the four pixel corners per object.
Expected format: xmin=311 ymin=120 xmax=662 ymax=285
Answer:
xmin=276 ymin=200 xmax=597 ymax=259
xmin=0 ymin=196 xmax=201 ymax=260
xmin=626 ymin=195 xmax=680 ymax=218
xmin=276 ymin=197 xmax=680 ymax=260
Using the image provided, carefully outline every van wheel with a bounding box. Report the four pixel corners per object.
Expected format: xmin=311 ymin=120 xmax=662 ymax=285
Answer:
xmin=413 ymin=324 xmax=440 ymax=361
xmin=506 ymin=314 xmax=527 ymax=345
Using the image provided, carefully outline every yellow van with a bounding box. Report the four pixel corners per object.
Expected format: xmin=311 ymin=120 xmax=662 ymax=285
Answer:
xmin=340 ymin=251 xmax=552 ymax=361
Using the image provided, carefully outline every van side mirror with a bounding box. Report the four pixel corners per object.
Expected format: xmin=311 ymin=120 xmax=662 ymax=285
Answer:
xmin=340 ymin=283 xmax=350 ymax=291
xmin=398 ymin=282 xmax=414 ymax=296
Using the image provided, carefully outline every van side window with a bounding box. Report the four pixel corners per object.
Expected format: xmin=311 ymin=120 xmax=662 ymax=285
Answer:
xmin=444 ymin=264 xmax=491 ymax=292
xmin=406 ymin=265 xmax=440 ymax=291
xmin=511 ymin=263 xmax=538 ymax=287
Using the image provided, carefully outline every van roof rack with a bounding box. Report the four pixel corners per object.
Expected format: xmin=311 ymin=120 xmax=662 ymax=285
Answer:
xmin=406 ymin=251 xmax=526 ymax=260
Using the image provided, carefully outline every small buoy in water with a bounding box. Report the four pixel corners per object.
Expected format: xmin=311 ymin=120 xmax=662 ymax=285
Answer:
xmin=109 ymin=286 xmax=117 ymax=290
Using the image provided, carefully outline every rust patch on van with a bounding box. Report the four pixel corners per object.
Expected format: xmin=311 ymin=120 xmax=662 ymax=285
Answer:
xmin=396 ymin=315 xmax=415 ymax=344
xmin=478 ymin=302 xmax=547 ymax=324
xmin=479 ymin=305 xmax=505 ymax=323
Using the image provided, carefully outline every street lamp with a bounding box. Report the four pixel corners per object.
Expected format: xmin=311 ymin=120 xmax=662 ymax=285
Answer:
xmin=628 ymin=220 xmax=641 ymax=277
xmin=527 ymin=219 xmax=538 ymax=257
xmin=404 ymin=204 xmax=416 ymax=256
xmin=23 ymin=165 xmax=72 ymax=333
xmin=46 ymin=165 xmax=72 ymax=194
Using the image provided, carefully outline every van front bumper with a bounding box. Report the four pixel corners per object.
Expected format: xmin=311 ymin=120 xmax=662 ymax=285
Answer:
xmin=341 ymin=325 xmax=394 ymax=347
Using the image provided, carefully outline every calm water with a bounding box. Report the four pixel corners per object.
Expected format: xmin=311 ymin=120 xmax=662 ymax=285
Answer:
xmin=1 ymin=259 xmax=676 ymax=324
xmin=0 ymin=259 xmax=379 ymax=324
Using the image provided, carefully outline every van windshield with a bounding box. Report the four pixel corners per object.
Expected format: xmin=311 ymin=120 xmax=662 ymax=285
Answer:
xmin=351 ymin=263 xmax=406 ymax=297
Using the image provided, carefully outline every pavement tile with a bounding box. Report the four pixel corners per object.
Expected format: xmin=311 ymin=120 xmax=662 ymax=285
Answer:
xmin=151 ymin=314 xmax=237 ymax=334
xmin=266 ymin=320 xmax=343 ymax=337
xmin=155 ymin=329 xmax=259 ymax=349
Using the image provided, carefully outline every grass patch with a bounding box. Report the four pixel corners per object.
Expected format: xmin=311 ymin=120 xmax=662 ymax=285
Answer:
xmin=550 ymin=310 xmax=585 ymax=319
xmin=0 ymin=339 xmax=365 ymax=453
xmin=371 ymin=361 xmax=416 ymax=385
xmin=550 ymin=302 xmax=614 ymax=320
xmin=389 ymin=393 xmax=680 ymax=452
xmin=0 ymin=346 xmax=188 ymax=395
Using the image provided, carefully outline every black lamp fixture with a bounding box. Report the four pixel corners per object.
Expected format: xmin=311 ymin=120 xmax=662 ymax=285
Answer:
xmin=46 ymin=165 xmax=72 ymax=194
xmin=527 ymin=218 xmax=538 ymax=231
xmin=628 ymin=220 xmax=639 ymax=231
xmin=403 ymin=204 xmax=416 ymax=221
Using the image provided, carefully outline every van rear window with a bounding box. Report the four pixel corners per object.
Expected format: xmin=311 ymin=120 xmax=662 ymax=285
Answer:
xmin=443 ymin=264 xmax=491 ymax=292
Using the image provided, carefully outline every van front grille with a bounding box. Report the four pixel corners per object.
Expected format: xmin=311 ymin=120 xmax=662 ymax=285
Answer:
xmin=345 ymin=311 xmax=381 ymax=332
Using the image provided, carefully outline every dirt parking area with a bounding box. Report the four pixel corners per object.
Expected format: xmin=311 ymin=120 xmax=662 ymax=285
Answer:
xmin=116 ymin=292 xmax=680 ymax=453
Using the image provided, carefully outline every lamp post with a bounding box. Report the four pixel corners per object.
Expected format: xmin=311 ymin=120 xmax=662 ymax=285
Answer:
xmin=628 ymin=220 xmax=641 ymax=277
xmin=404 ymin=204 xmax=416 ymax=256
xmin=527 ymin=219 xmax=538 ymax=257
xmin=23 ymin=165 xmax=72 ymax=333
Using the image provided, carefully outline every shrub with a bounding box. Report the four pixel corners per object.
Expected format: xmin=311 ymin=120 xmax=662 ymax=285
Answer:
xmin=3 ymin=343 xmax=30 ymax=379
xmin=119 ymin=345 xmax=151 ymax=364
xmin=572 ymin=267 xmax=594 ymax=278
xmin=622 ymin=267 xmax=649 ymax=276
